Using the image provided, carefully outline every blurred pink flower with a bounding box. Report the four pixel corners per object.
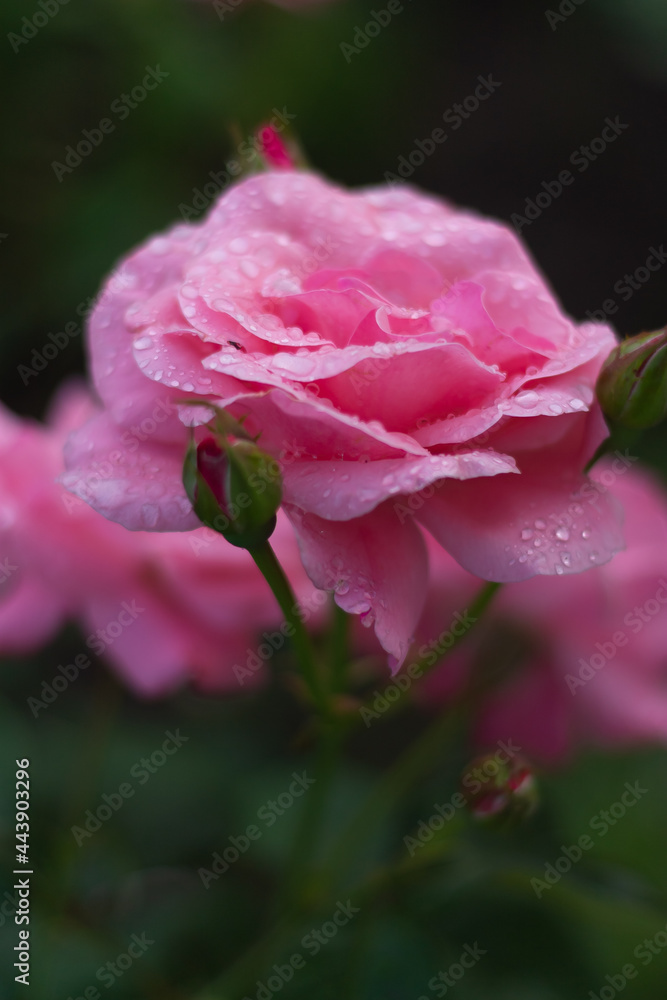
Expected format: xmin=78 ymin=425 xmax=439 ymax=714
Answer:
xmin=418 ymin=462 xmax=667 ymax=761
xmin=0 ymin=384 xmax=320 ymax=696
xmin=62 ymin=170 xmax=623 ymax=669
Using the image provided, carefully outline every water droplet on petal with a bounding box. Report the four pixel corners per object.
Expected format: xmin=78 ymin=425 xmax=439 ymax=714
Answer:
xmin=515 ymin=389 xmax=540 ymax=409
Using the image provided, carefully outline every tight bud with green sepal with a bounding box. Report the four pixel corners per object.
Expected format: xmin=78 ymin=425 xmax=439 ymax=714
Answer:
xmin=596 ymin=328 xmax=667 ymax=429
xmin=183 ymin=434 xmax=282 ymax=550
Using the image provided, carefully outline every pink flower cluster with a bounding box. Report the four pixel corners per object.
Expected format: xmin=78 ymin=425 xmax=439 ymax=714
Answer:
xmin=62 ymin=170 xmax=623 ymax=668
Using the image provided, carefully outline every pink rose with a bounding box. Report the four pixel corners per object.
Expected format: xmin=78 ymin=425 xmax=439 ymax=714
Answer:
xmin=63 ymin=170 xmax=623 ymax=667
xmin=418 ymin=462 xmax=667 ymax=761
xmin=1 ymin=384 xmax=319 ymax=696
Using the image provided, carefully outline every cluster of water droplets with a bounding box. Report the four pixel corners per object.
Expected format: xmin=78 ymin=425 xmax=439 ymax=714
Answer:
xmin=509 ymin=512 xmax=599 ymax=574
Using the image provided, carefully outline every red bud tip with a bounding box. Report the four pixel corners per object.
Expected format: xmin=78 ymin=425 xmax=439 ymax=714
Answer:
xmin=257 ymin=125 xmax=295 ymax=170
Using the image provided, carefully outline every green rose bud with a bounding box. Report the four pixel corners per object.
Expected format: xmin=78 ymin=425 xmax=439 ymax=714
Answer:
xmin=183 ymin=435 xmax=282 ymax=550
xmin=462 ymin=751 xmax=537 ymax=830
xmin=596 ymin=328 xmax=667 ymax=429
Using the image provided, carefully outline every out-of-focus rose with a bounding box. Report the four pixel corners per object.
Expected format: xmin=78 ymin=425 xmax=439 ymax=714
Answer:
xmin=416 ymin=462 xmax=667 ymax=761
xmin=62 ymin=170 xmax=623 ymax=668
xmin=0 ymin=384 xmax=320 ymax=696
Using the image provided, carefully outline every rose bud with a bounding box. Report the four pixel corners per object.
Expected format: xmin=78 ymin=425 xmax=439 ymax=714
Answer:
xmin=596 ymin=328 xmax=667 ymax=429
xmin=183 ymin=436 xmax=282 ymax=549
xmin=256 ymin=124 xmax=295 ymax=170
xmin=461 ymin=751 xmax=537 ymax=829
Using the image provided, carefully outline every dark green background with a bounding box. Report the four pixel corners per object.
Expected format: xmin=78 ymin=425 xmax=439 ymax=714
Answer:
xmin=1 ymin=0 xmax=667 ymax=997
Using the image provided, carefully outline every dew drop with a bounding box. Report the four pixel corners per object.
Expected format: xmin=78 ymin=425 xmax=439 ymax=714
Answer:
xmin=534 ymin=519 xmax=546 ymax=530
xmin=229 ymin=237 xmax=249 ymax=254
xmin=515 ymin=390 xmax=540 ymax=409
xmin=521 ymin=528 xmax=533 ymax=541
xmin=555 ymin=526 xmax=570 ymax=541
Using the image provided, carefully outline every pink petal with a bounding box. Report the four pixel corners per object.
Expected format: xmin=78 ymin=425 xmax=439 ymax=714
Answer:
xmin=221 ymin=388 xmax=428 ymax=460
xmin=62 ymin=412 xmax=198 ymax=532
xmin=417 ymin=413 xmax=624 ymax=581
xmin=282 ymin=450 xmax=517 ymax=521
xmin=320 ymin=341 xmax=505 ymax=431
xmin=287 ymin=502 xmax=428 ymax=668
xmin=0 ymin=576 xmax=65 ymax=652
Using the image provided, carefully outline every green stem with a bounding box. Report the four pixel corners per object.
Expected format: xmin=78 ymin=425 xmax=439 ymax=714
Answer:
xmin=330 ymin=600 xmax=350 ymax=694
xmin=353 ymin=580 xmax=502 ymax=727
xmin=279 ymin=602 xmax=351 ymax=907
xmin=250 ymin=540 xmax=331 ymax=720
xmin=195 ymin=582 xmax=501 ymax=997
xmin=321 ymin=703 xmax=468 ymax=895
xmin=279 ymin=725 xmax=343 ymax=910
xmin=193 ymin=915 xmax=301 ymax=1000
xmin=195 ymin=704 xmax=466 ymax=1000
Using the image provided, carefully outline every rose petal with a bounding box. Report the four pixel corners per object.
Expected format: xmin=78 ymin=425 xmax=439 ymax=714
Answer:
xmin=287 ymin=502 xmax=428 ymax=668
